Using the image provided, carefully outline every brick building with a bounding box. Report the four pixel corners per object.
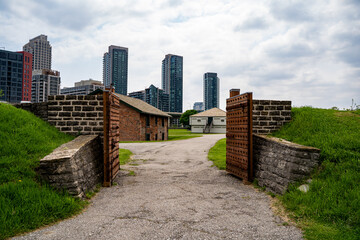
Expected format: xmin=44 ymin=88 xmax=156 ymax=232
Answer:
xmin=116 ymin=93 xmax=171 ymax=141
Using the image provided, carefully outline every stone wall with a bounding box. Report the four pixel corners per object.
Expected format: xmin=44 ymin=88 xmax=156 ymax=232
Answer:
xmin=14 ymin=102 xmax=48 ymax=121
xmin=252 ymin=100 xmax=292 ymax=134
xmin=37 ymin=135 xmax=103 ymax=198
xmin=253 ymin=134 xmax=320 ymax=194
xmin=47 ymin=95 xmax=104 ymax=136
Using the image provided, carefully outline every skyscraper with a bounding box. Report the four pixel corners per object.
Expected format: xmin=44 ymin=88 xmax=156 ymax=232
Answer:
xmin=193 ymin=102 xmax=204 ymax=112
xmin=204 ymin=72 xmax=220 ymax=110
xmin=0 ymin=49 xmax=32 ymax=103
xmin=103 ymin=45 xmax=128 ymax=95
xmin=162 ymin=54 xmax=183 ymax=113
xmin=23 ymin=34 xmax=52 ymax=71
xmin=31 ymin=69 xmax=60 ymax=103
xmin=128 ymin=84 xmax=169 ymax=112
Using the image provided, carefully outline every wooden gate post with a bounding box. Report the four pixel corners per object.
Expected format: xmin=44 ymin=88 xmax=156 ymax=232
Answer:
xmin=103 ymin=90 xmax=111 ymax=187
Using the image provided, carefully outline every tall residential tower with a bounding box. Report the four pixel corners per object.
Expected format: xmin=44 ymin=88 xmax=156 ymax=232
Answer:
xmin=103 ymin=45 xmax=128 ymax=95
xmin=23 ymin=34 xmax=52 ymax=71
xmin=204 ymin=72 xmax=219 ymax=110
xmin=162 ymin=54 xmax=183 ymax=113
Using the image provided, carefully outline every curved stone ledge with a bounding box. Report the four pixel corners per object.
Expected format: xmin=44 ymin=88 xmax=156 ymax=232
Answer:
xmin=253 ymin=134 xmax=321 ymax=194
xmin=37 ymin=135 xmax=103 ymax=198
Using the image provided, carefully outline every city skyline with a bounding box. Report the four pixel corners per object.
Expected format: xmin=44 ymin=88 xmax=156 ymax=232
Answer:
xmin=1 ymin=1 xmax=359 ymax=110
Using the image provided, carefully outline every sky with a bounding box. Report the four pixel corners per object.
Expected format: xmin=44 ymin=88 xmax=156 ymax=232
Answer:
xmin=0 ymin=0 xmax=359 ymax=111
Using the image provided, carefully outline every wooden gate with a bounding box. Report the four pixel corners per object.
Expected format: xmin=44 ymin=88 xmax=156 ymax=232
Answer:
xmin=226 ymin=90 xmax=253 ymax=182
xmin=103 ymin=90 xmax=121 ymax=187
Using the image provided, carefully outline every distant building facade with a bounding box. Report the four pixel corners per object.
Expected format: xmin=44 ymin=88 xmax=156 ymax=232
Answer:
xmin=128 ymin=90 xmax=145 ymax=101
xmin=0 ymin=49 xmax=32 ymax=103
xmin=190 ymin=108 xmax=226 ymax=133
xmin=128 ymin=84 xmax=169 ymax=112
xmin=193 ymin=102 xmax=204 ymax=112
xmin=61 ymin=79 xmax=104 ymax=95
xmin=103 ymin=45 xmax=128 ymax=95
xmin=31 ymin=69 xmax=60 ymax=103
xmin=23 ymin=34 xmax=52 ymax=71
xmin=115 ymin=93 xmax=170 ymax=141
xmin=162 ymin=54 xmax=183 ymax=113
xmin=204 ymin=72 xmax=219 ymax=110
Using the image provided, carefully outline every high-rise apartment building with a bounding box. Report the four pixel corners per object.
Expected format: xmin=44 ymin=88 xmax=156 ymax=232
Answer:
xmin=193 ymin=102 xmax=204 ymax=112
xmin=128 ymin=84 xmax=169 ymax=112
xmin=61 ymin=79 xmax=104 ymax=95
xmin=103 ymin=45 xmax=128 ymax=95
xmin=23 ymin=34 xmax=52 ymax=70
xmin=31 ymin=69 xmax=60 ymax=103
xmin=162 ymin=54 xmax=183 ymax=113
xmin=204 ymin=72 xmax=219 ymax=110
xmin=0 ymin=49 xmax=32 ymax=103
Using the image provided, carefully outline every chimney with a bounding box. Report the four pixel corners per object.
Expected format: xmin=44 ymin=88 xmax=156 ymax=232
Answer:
xmin=230 ymin=89 xmax=240 ymax=98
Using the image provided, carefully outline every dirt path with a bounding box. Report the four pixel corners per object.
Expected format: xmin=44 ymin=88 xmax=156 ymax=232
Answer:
xmin=14 ymin=134 xmax=302 ymax=240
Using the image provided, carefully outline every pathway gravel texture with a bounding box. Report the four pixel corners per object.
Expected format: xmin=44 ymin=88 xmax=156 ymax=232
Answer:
xmin=14 ymin=134 xmax=303 ymax=240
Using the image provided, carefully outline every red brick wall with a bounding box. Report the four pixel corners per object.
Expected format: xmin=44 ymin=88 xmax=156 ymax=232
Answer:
xmin=118 ymin=102 xmax=168 ymax=141
xmin=118 ymin=102 xmax=141 ymax=141
xmin=140 ymin=115 xmax=168 ymax=141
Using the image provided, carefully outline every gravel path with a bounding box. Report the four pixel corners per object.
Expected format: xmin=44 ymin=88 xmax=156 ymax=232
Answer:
xmin=14 ymin=134 xmax=302 ymax=240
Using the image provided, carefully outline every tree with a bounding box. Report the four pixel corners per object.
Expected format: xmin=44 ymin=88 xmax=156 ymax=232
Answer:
xmin=180 ymin=110 xmax=198 ymax=126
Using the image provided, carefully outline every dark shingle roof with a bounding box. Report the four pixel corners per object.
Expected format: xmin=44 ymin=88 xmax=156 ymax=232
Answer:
xmin=115 ymin=93 xmax=171 ymax=118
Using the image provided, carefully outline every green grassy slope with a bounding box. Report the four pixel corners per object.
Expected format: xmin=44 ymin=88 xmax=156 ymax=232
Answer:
xmin=0 ymin=103 xmax=85 ymax=240
xmin=208 ymin=138 xmax=226 ymax=170
xmin=271 ymin=107 xmax=360 ymax=240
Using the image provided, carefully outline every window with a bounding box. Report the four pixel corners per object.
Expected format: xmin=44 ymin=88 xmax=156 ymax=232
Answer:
xmin=146 ymin=133 xmax=150 ymax=141
xmin=162 ymin=133 xmax=165 ymax=140
xmin=146 ymin=115 xmax=150 ymax=127
xmin=155 ymin=117 xmax=158 ymax=125
xmin=221 ymin=119 xmax=225 ymax=122
xmin=155 ymin=134 xmax=158 ymax=140
xmin=197 ymin=119 xmax=201 ymax=122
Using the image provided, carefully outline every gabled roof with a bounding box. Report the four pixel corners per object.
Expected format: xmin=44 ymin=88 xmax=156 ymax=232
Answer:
xmin=191 ymin=108 xmax=226 ymax=117
xmin=115 ymin=93 xmax=171 ymax=118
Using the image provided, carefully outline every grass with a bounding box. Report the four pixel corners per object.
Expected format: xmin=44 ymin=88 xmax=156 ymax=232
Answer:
xmin=167 ymin=129 xmax=203 ymax=141
xmin=271 ymin=107 xmax=360 ymax=240
xmin=208 ymin=138 xmax=226 ymax=170
xmin=0 ymin=103 xmax=86 ymax=240
xmin=119 ymin=149 xmax=133 ymax=165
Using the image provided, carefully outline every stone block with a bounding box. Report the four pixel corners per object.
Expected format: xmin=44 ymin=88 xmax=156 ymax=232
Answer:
xmin=65 ymin=95 xmax=77 ymax=100
xmin=59 ymin=112 xmax=71 ymax=117
xmin=59 ymin=101 xmax=71 ymax=106
xmin=85 ymin=95 xmax=96 ymax=100
xmin=72 ymin=112 xmax=85 ymax=117
xmin=83 ymin=106 xmax=95 ymax=111
xmin=48 ymin=106 xmax=62 ymax=111
xmin=63 ymin=106 xmax=74 ymax=111
xmin=55 ymin=95 xmax=65 ymax=100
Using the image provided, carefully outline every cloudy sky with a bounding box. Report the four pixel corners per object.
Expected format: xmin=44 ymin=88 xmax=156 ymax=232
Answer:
xmin=1 ymin=0 xmax=359 ymax=110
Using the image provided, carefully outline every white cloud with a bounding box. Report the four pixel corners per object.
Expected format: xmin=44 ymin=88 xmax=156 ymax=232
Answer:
xmin=0 ymin=0 xmax=359 ymax=110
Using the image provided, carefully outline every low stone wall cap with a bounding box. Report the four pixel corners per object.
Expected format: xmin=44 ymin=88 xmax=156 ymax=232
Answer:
xmin=254 ymin=134 xmax=320 ymax=152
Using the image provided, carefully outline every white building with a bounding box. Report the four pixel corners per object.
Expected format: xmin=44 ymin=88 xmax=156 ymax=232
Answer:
xmin=190 ymin=108 xmax=226 ymax=133
xmin=23 ymin=34 xmax=52 ymax=71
